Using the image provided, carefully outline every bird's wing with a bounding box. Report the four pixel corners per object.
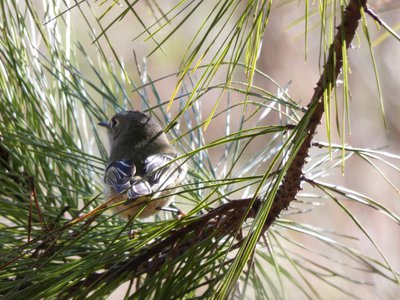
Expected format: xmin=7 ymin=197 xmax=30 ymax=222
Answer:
xmin=104 ymin=160 xmax=135 ymax=193
xmin=105 ymin=155 xmax=185 ymax=205
xmin=144 ymin=154 xmax=185 ymax=192
xmin=127 ymin=176 xmax=152 ymax=199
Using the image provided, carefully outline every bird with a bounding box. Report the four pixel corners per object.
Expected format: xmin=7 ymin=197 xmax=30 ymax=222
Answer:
xmin=98 ymin=110 xmax=186 ymax=219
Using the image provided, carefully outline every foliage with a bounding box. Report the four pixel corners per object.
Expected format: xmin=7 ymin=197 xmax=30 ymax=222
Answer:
xmin=0 ymin=0 xmax=399 ymax=299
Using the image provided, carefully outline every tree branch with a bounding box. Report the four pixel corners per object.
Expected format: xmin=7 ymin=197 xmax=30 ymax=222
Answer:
xmin=63 ymin=0 xmax=367 ymax=295
xmin=262 ymin=0 xmax=367 ymax=230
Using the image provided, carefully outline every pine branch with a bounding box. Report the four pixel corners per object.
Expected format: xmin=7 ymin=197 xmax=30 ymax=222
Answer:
xmin=61 ymin=0 xmax=368 ymax=296
xmin=262 ymin=0 xmax=367 ymax=230
xmin=62 ymin=198 xmax=261 ymax=296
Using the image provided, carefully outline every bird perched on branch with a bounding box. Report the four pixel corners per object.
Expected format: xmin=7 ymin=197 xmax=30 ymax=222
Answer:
xmin=98 ymin=110 xmax=186 ymax=219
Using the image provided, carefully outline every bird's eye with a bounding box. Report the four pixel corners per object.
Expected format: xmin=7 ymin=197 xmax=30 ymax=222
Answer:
xmin=111 ymin=118 xmax=118 ymax=128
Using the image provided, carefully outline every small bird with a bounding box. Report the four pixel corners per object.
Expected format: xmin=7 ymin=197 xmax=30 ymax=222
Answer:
xmin=98 ymin=110 xmax=186 ymax=219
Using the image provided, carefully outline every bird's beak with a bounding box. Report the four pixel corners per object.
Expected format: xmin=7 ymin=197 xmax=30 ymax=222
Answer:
xmin=98 ymin=121 xmax=109 ymax=128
